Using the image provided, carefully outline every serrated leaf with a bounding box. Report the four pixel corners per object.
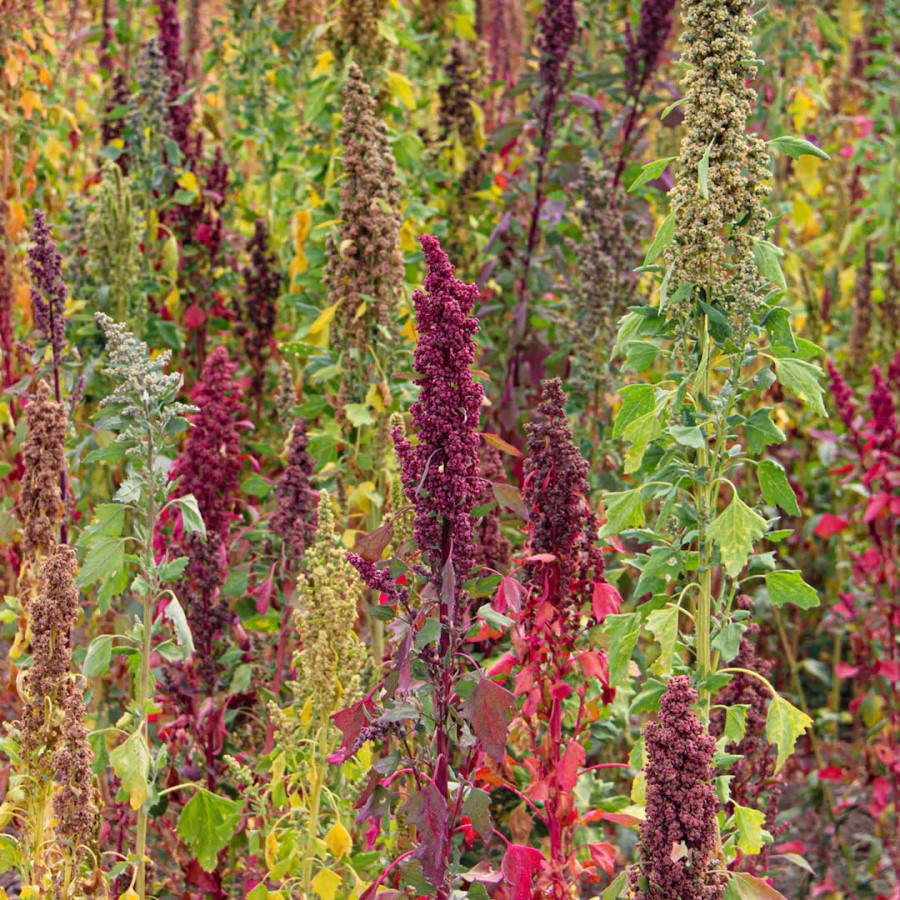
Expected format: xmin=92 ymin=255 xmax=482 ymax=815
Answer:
xmin=603 ymin=613 xmax=641 ymax=686
xmin=164 ymin=597 xmax=195 ymax=659
xmin=173 ymin=494 xmax=207 ymax=537
xmin=733 ymin=804 xmax=766 ymax=855
xmin=670 ymin=425 xmax=706 ymax=449
xmin=707 ymin=495 xmax=767 ymax=578
xmin=743 ymin=409 xmax=785 ymax=454
xmin=622 ymin=411 xmax=661 ymax=474
xmin=642 ymin=212 xmax=676 ymax=266
xmin=766 ymin=694 xmax=812 ymax=773
xmin=177 ymin=788 xmax=244 ymax=872
xmin=724 ymin=705 xmax=749 ymax=743
xmin=612 ymin=384 xmax=654 ymax=438
xmin=110 ymin=732 xmax=150 ymax=811
xmin=774 ymin=358 xmax=826 ymax=416
xmin=758 ymin=460 xmax=800 ymax=515
xmin=767 ymin=135 xmax=830 ymax=160
xmin=325 ymin=821 xmax=352 ymax=859
xmin=765 ymin=570 xmax=819 ymax=610
xmin=83 ymin=634 xmax=113 ymax=677
xmin=599 ymin=488 xmax=645 ymax=539
xmin=646 ymin=606 xmax=679 ymax=676
xmin=627 ymin=156 xmax=675 ymax=193
xmin=752 ymin=240 xmax=787 ymax=291
xmin=762 ymin=307 xmax=797 ymax=352
xmin=461 ymin=676 xmax=515 ymax=763
xmin=77 ymin=536 xmax=126 ymax=588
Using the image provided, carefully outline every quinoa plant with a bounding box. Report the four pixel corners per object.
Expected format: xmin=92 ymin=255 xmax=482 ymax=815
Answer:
xmin=601 ymin=0 xmax=831 ymax=888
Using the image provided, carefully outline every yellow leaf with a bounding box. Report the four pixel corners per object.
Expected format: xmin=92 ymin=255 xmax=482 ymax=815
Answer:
xmin=311 ymin=868 xmax=342 ymax=900
xmin=265 ymin=830 xmax=279 ymax=871
xmin=311 ymin=50 xmax=334 ymax=79
xmin=149 ymin=209 xmax=159 ymax=244
xmin=353 ymin=300 xmax=367 ymax=321
xmin=21 ymin=27 xmax=36 ymax=49
xmin=325 ymin=821 xmax=352 ymax=859
xmin=4 ymin=55 xmax=22 ymax=88
xmin=44 ymin=135 xmax=64 ymax=170
xmin=165 ymin=287 xmax=180 ymax=317
xmin=37 ymin=66 xmax=52 ymax=86
xmin=386 ymin=70 xmax=415 ymax=110
xmin=7 ymin=199 xmax=25 ymax=240
xmin=222 ymin=39 xmax=237 ymax=63
xmin=122 ymin=890 xmax=140 ymax=900
xmin=452 ymin=135 xmax=467 ymax=175
xmin=300 ymin=695 xmax=313 ymax=726
xmin=794 ymin=155 xmax=823 ymax=198
xmin=788 ymin=88 xmax=816 ymax=132
xmin=790 ymin=197 xmax=819 ymax=237
xmin=365 ymin=383 xmax=385 ymax=413
xmin=308 ymin=304 xmax=337 ymax=335
xmin=400 ymin=218 xmax=417 ymax=253
xmin=178 ymin=171 xmax=199 ymax=193
xmin=454 ymin=13 xmax=476 ymax=39
xmin=20 ymin=90 xmax=41 ymax=120
xmin=357 ymin=741 xmax=372 ymax=769
xmin=42 ymin=33 xmax=57 ymax=55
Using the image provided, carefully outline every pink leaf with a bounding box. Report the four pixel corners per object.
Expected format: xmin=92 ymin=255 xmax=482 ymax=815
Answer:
xmin=461 ymin=675 xmax=516 ymax=763
xmin=587 ymin=842 xmax=616 ymax=877
xmin=501 ymin=845 xmax=545 ymax=900
xmin=591 ymin=581 xmax=622 ymax=621
xmin=813 ymin=514 xmax=849 ymax=538
xmin=556 ymin=741 xmax=585 ymax=792
xmin=403 ymin=781 xmax=449 ymax=890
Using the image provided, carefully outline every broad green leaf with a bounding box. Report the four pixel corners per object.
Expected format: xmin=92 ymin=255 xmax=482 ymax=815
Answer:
xmin=724 ymin=705 xmax=749 ymax=743
xmin=712 ymin=622 xmax=744 ymax=663
xmin=386 ymin=70 xmax=415 ymax=109
xmin=767 ymin=135 xmax=830 ymax=160
xmin=344 ymin=403 xmax=375 ymax=428
xmin=730 ymin=870 xmax=789 ymax=899
xmin=624 ymin=340 xmax=659 ymax=373
xmin=83 ymin=634 xmax=113 ymax=677
xmin=602 ymin=872 xmax=628 ymax=899
xmin=774 ymin=358 xmax=826 ymax=416
xmin=603 ymin=614 xmax=641 ymax=686
xmin=757 ymin=460 xmax=800 ymax=515
xmin=646 ymin=606 xmax=679 ymax=676
xmin=622 ymin=411 xmax=661 ymax=474
xmin=670 ymin=425 xmax=706 ymax=449
xmin=599 ymin=489 xmax=645 ymax=539
xmin=627 ymin=157 xmax=675 ymax=193
xmin=643 ymin=212 xmax=676 ymax=265
xmin=733 ymin=804 xmax=766 ymax=855
xmin=765 ymin=571 xmax=819 ymax=610
xmin=752 ymin=240 xmax=787 ymax=291
xmin=77 ymin=536 xmax=126 ymax=588
xmin=240 ymin=473 xmax=272 ymax=499
xmin=766 ymin=694 xmax=813 ymax=773
xmin=173 ymin=494 xmax=207 ymax=537
xmin=612 ymin=311 xmax=644 ymax=358
xmin=178 ymin=788 xmax=244 ymax=872
xmin=612 ymin=385 xmax=654 ymax=438
xmin=158 ymin=556 xmax=190 ymax=583
xmin=110 ymin=732 xmax=150 ymax=811
xmin=0 ymin=833 xmax=18 ymax=874
xmin=706 ymin=496 xmax=767 ymax=578
xmin=743 ymin=409 xmax=785 ymax=454
xmin=164 ymin=597 xmax=195 ymax=659
xmin=762 ymin=307 xmax=797 ymax=353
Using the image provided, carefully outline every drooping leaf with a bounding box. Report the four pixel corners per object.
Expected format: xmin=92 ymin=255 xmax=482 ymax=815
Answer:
xmin=354 ymin=521 xmax=393 ymax=562
xmin=0 ymin=833 xmax=19 ymax=874
xmin=599 ymin=488 xmax=645 ymax=539
xmin=462 ymin=788 xmax=493 ymax=842
xmin=733 ymin=804 xmax=767 ymax=855
xmin=83 ymin=634 xmax=113 ymax=677
xmin=403 ymin=781 xmax=449 ymax=889
xmin=706 ymin=495 xmax=768 ymax=578
xmin=110 ymin=732 xmax=150 ymax=811
xmin=724 ymin=705 xmax=749 ymax=743
xmin=501 ymin=844 xmax=545 ymax=900
xmin=311 ymin=868 xmax=342 ymax=900
xmin=731 ymin=871 xmax=789 ymax=899
xmin=325 ymin=821 xmax=352 ymax=859
xmin=627 ymin=156 xmax=675 ymax=193
xmin=173 ymin=494 xmax=207 ymax=538
xmin=774 ymin=358 xmax=826 ymax=416
xmin=603 ymin=613 xmax=642 ymax=686
xmin=164 ymin=597 xmax=195 ymax=659
xmin=461 ymin=676 xmax=516 ymax=763
xmin=177 ymin=788 xmax=244 ymax=873
xmin=765 ymin=571 xmax=820 ymax=610
xmin=757 ymin=460 xmax=800 ymax=515
xmin=492 ymin=482 xmax=529 ymax=520
xmin=646 ymin=606 xmax=679 ymax=676
xmin=752 ymin=240 xmax=787 ymax=291
xmin=767 ymin=135 xmax=830 ymax=160
xmin=766 ymin=693 xmax=813 ymax=773
xmin=479 ymin=432 xmax=522 ymax=457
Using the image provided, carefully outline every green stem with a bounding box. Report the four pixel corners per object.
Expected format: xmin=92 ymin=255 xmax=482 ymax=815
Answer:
xmin=302 ymin=732 xmax=326 ymax=892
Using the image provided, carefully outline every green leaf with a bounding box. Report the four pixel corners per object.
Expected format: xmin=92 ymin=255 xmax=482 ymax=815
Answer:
xmin=110 ymin=731 xmax=151 ymax=811
xmin=83 ymin=634 xmax=114 ymax=677
xmin=733 ymin=804 xmax=767 ymax=855
xmin=724 ymin=705 xmax=749 ymax=743
xmin=159 ymin=556 xmax=190 ymax=583
xmin=77 ymin=536 xmax=126 ymax=588
xmin=707 ymin=496 xmax=768 ymax=578
xmin=0 ymin=833 xmax=19 ymax=874
xmin=698 ymin=140 xmax=713 ymax=200
xmin=743 ymin=409 xmax=785 ymax=454
xmin=765 ymin=571 xmax=820 ymax=610
xmin=774 ymin=358 xmax=826 ymax=416
xmin=643 ymin=211 xmax=676 ymax=266
xmin=624 ymin=340 xmax=660 ymax=373
xmin=627 ymin=157 xmax=675 ymax=193
xmin=173 ymin=494 xmax=208 ymax=537
xmin=646 ymin=606 xmax=679 ymax=676
xmin=344 ymin=402 xmax=376 ymax=428
xmin=757 ymin=460 xmax=800 ymax=515
xmin=752 ymin=240 xmax=787 ymax=291
xmin=767 ymin=135 xmax=830 ymax=160
xmin=599 ymin=488 xmax=645 ymax=539
xmin=712 ymin=622 xmax=744 ymax=663
xmin=762 ymin=307 xmax=797 ymax=352
xmin=177 ymin=788 xmax=244 ymax=872
xmin=164 ymin=597 xmax=195 ymax=660
xmin=602 ymin=872 xmax=628 ymax=900
xmin=240 ymin=473 xmax=272 ymax=499
xmin=492 ymin=482 xmax=528 ymax=520
xmin=612 ymin=385 xmax=654 ymax=438
xmin=766 ymin=693 xmax=813 ymax=773
xmin=622 ymin=410 xmax=661 ymax=474
xmin=670 ymin=425 xmax=706 ymax=449
xmin=603 ymin=613 xmax=642 ymax=686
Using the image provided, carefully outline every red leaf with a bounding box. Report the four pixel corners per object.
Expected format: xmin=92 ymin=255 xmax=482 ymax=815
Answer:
xmin=495 ymin=575 xmax=523 ymax=616
xmin=818 ymin=766 xmax=845 ymax=782
xmin=875 ymin=659 xmax=900 ymax=682
xmin=556 ymin=741 xmax=585 ymax=792
xmin=835 ymin=662 xmax=860 ymax=678
xmin=328 ymin=690 xmax=377 ymax=765
xmin=403 ymin=781 xmax=449 ymax=890
xmin=254 ymin=563 xmax=276 ymax=615
xmin=354 ymin=521 xmax=393 ymax=562
xmin=461 ymin=675 xmax=516 ymax=763
xmin=183 ymin=302 xmax=206 ymax=330
xmin=814 ymin=514 xmax=849 ymax=538
xmin=587 ymin=842 xmax=616 ymax=877
xmin=591 ymin=581 xmax=622 ymax=621
xmin=501 ymin=845 xmax=545 ymax=900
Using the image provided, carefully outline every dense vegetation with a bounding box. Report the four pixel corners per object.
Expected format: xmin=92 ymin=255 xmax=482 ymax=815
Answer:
xmin=0 ymin=0 xmax=897 ymax=896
